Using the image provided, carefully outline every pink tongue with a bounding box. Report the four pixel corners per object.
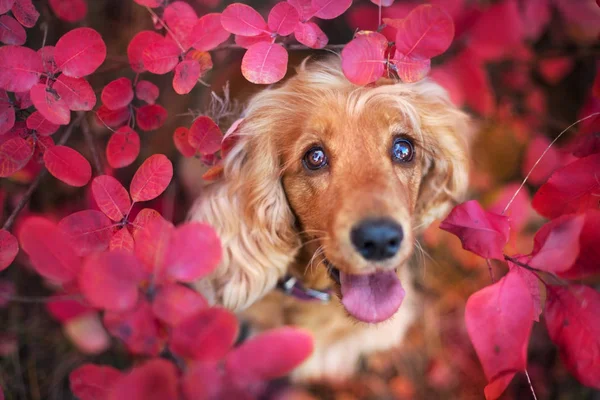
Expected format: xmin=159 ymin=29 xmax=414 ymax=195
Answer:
xmin=340 ymin=270 xmax=405 ymax=323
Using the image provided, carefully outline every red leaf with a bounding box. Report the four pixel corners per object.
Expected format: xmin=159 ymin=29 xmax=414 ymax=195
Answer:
xmin=54 ymin=75 xmax=96 ymax=111
xmin=173 ymin=60 xmax=200 ymax=95
xmin=572 ymin=132 xmax=600 ymax=158
xmin=242 ymin=42 xmax=288 ymax=84
xmin=221 ymin=3 xmax=268 ymax=36
xmin=188 ymin=116 xmax=222 ymax=155
xmin=545 ymin=285 xmax=600 ymax=390
xmin=0 ymin=15 xmax=26 ymax=45
xmin=95 ymin=105 xmax=130 ymax=129
xmin=538 ymin=57 xmax=573 ymax=85
xmin=38 ymin=45 xmax=57 ymax=75
xmin=151 ymin=283 xmax=208 ymax=326
xmin=142 ymin=39 xmax=181 ymax=75
xmin=136 ymin=104 xmax=167 ymax=131
xmin=132 ymin=0 xmax=163 ymax=7
xmin=133 ymin=216 xmax=173 ymax=278
xmin=11 ymin=0 xmax=38 ymax=28
xmin=0 ymin=229 xmax=18 ymax=271
xmin=268 ymin=2 xmax=299 ymax=36
xmin=465 ymin=269 xmax=534 ymax=399
xmin=0 ymin=90 xmax=14 ymax=135
xmin=130 ymin=154 xmax=173 ymax=202
xmin=392 ymin=55 xmax=430 ymax=83
xmin=521 ymin=135 xmax=562 ymax=186
xmin=226 ymin=327 xmax=313 ymax=382
xmin=444 ymin=49 xmax=494 ymax=115
xmin=18 ymin=216 xmax=81 ymax=284
xmin=0 ymin=45 xmax=43 ymax=92
xmin=49 ymin=0 xmax=87 ymax=23
xmin=55 ymin=28 xmax=106 ymax=78
xmin=101 ymin=77 xmax=133 ymax=110
xmin=181 ymin=362 xmax=224 ymax=400
xmin=0 ymin=0 xmax=15 ymax=15
xmin=30 ymin=83 xmax=70 ymax=125
xmin=43 ymin=145 xmax=91 ymax=187
xmin=107 ymin=359 xmax=178 ymax=400
xmin=164 ymin=1 xmax=197 ymax=50
xmin=234 ymin=32 xmax=272 ymax=49
xmin=529 ymin=214 xmax=585 ymax=273
xmin=130 ymin=208 xmax=162 ymax=237
xmin=106 ymin=126 xmax=140 ymax=169
xmin=561 ymin=210 xmax=600 ymax=279
xmin=92 ymin=175 xmax=131 ymax=221
xmin=440 ymin=200 xmax=510 ymax=260
xmin=486 ymin=183 xmax=531 ymax=233
xmin=14 ymin=90 xmax=31 ymax=109
xmin=58 ymin=210 xmax=114 ymax=256
xmin=507 ymin=260 xmax=542 ymax=322
xmin=110 ymin=228 xmax=134 ymax=252
xmin=393 ymin=4 xmax=453 ymax=61
xmin=135 ymin=80 xmax=159 ymax=105
xmin=127 ymin=31 xmax=163 ymax=73
xmin=532 ymin=153 xmax=600 ymax=218
xmin=0 ymin=137 xmax=33 ymax=177
xmin=173 ymin=127 xmax=196 ymax=157
xmin=170 ymin=308 xmax=238 ymax=361
xmin=293 ymin=21 xmax=328 ymax=48
xmin=310 ymin=0 xmax=352 ymax=20
xmin=79 ymin=250 xmax=145 ymax=311
xmin=70 ymin=364 xmax=123 ymax=400
xmin=191 ymin=13 xmax=231 ymax=51
xmin=26 ymin=111 xmax=59 ymax=136
xmin=163 ymin=222 xmax=221 ymax=282
xmin=341 ymin=32 xmax=387 ymax=85
xmin=46 ymin=293 xmax=94 ymax=323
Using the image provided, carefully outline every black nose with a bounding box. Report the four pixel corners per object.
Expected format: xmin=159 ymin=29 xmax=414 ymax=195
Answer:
xmin=351 ymin=219 xmax=403 ymax=261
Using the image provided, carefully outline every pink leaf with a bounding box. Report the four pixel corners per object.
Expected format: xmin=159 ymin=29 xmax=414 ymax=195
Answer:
xmin=38 ymin=45 xmax=58 ymax=75
xmin=0 ymin=229 xmax=18 ymax=271
xmin=136 ymin=104 xmax=167 ymax=131
xmin=43 ymin=145 xmax=91 ymax=187
xmin=188 ymin=116 xmax=223 ymax=155
xmin=181 ymin=362 xmax=224 ymax=400
xmin=395 ymin=4 xmax=454 ymax=59
xmin=58 ymin=210 xmax=114 ymax=256
xmin=234 ymin=32 xmax=272 ymax=49
xmin=95 ymin=105 xmax=130 ymax=129
xmin=310 ymin=0 xmax=352 ymax=20
xmin=130 ymin=208 xmax=162 ymax=237
xmin=11 ymin=0 xmax=38 ymax=28
xmin=135 ymin=80 xmax=159 ymax=105
xmin=26 ymin=112 xmax=58 ymax=136
xmin=293 ymin=21 xmax=328 ymax=48
xmin=46 ymin=293 xmax=93 ymax=323
xmin=560 ymin=210 xmax=600 ymax=280
xmin=55 ymin=27 xmax=106 ymax=78
xmin=0 ymin=90 xmax=14 ymax=135
xmin=392 ymin=55 xmax=430 ymax=83
xmin=507 ymin=259 xmax=542 ymax=322
xmin=486 ymin=183 xmax=531 ymax=233
xmin=132 ymin=0 xmax=164 ymax=7
xmin=170 ymin=308 xmax=238 ymax=361
xmin=439 ymin=200 xmax=510 ymax=260
xmin=173 ymin=127 xmax=196 ymax=157
xmin=79 ymin=250 xmax=145 ymax=311
xmin=49 ymin=0 xmax=87 ymax=23
xmin=241 ymin=42 xmax=288 ymax=84
xmin=151 ymin=283 xmax=208 ymax=326
xmin=0 ymin=0 xmax=15 ymax=15
xmin=54 ymin=75 xmax=96 ymax=111
xmin=221 ymin=3 xmax=268 ymax=36
xmin=106 ymin=126 xmax=140 ymax=169
xmin=465 ymin=269 xmax=534 ymax=399
xmin=529 ymin=214 xmax=585 ymax=273
xmin=341 ymin=32 xmax=387 ymax=85
xmin=0 ymin=45 xmax=43 ymax=92
xmin=91 ymin=175 xmax=131 ymax=222
xmin=30 ymin=83 xmax=71 ymax=125
xmin=0 ymin=137 xmax=33 ymax=177
xmin=142 ymin=39 xmax=181 ymax=75
xmin=545 ymin=285 xmax=600 ymax=390
xmin=133 ymin=216 xmax=173 ymax=278
xmin=268 ymin=2 xmax=299 ymax=36
xmin=18 ymin=216 xmax=81 ymax=284
xmin=0 ymin=15 xmax=26 ymax=45
xmin=521 ymin=135 xmax=562 ymax=186
xmin=173 ymin=60 xmax=200 ymax=95
xmin=101 ymin=77 xmax=133 ymax=110
xmin=70 ymin=364 xmax=123 ymax=400
xmin=130 ymin=154 xmax=173 ymax=202
xmin=127 ymin=31 xmax=163 ymax=73
xmin=191 ymin=13 xmax=231 ymax=51
xmin=109 ymin=228 xmax=134 ymax=252
xmin=107 ymin=359 xmax=178 ymax=400
xmin=163 ymin=1 xmax=198 ymax=50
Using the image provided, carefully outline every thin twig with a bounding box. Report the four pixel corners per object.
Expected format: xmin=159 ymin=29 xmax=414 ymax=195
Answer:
xmin=485 ymin=258 xmax=495 ymax=283
xmin=525 ymin=369 xmax=538 ymax=400
xmin=79 ymin=112 xmax=103 ymax=174
xmin=0 ymin=292 xmax=84 ymax=304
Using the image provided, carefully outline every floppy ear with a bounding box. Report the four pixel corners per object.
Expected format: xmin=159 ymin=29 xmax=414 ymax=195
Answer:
xmin=412 ymin=83 xmax=473 ymax=231
xmin=188 ymin=116 xmax=300 ymax=311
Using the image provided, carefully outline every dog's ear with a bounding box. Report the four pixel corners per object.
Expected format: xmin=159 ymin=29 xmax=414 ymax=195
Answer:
xmin=412 ymin=84 xmax=473 ymax=231
xmin=188 ymin=115 xmax=299 ymax=311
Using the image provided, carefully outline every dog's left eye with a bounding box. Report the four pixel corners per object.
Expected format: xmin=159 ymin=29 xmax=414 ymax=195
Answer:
xmin=303 ymin=147 xmax=328 ymax=170
xmin=391 ymin=138 xmax=414 ymax=163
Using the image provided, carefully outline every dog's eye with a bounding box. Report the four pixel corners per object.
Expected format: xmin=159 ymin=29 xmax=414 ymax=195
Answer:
xmin=303 ymin=147 xmax=328 ymax=170
xmin=391 ymin=138 xmax=414 ymax=163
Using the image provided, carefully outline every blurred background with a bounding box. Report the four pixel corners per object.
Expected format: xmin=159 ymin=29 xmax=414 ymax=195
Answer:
xmin=0 ymin=0 xmax=599 ymax=399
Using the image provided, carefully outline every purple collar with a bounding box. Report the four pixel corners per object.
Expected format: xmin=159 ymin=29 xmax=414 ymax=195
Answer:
xmin=277 ymin=275 xmax=331 ymax=302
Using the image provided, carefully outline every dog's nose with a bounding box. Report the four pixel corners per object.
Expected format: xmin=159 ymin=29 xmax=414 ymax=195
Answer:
xmin=351 ymin=219 xmax=403 ymax=261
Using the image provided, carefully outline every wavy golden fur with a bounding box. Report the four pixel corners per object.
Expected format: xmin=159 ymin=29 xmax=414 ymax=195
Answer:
xmin=189 ymin=56 xmax=471 ymax=380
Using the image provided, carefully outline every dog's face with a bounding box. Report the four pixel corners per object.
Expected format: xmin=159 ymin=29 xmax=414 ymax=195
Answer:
xmin=192 ymin=58 xmax=470 ymax=322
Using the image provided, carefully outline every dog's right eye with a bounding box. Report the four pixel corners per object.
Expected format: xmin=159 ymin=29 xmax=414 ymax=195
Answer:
xmin=303 ymin=147 xmax=328 ymax=170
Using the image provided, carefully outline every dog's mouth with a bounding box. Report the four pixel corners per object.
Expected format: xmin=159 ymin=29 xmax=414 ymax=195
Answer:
xmin=326 ymin=262 xmax=405 ymax=324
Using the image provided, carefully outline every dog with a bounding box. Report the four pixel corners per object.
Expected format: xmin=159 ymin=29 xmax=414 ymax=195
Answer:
xmin=188 ymin=56 xmax=471 ymax=381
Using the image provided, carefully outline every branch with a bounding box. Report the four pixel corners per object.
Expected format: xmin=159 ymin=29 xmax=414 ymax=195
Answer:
xmin=2 ymin=113 xmax=86 ymax=232
xmin=79 ymin=112 xmax=103 ymax=175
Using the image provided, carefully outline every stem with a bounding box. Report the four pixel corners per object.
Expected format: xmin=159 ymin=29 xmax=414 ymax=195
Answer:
xmin=212 ymin=43 xmax=346 ymax=52
xmin=525 ymin=369 xmax=538 ymax=400
xmin=485 ymin=258 xmax=495 ymax=283
xmin=80 ymin=112 xmax=103 ymax=175
xmin=145 ymin=6 xmax=186 ymax=53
